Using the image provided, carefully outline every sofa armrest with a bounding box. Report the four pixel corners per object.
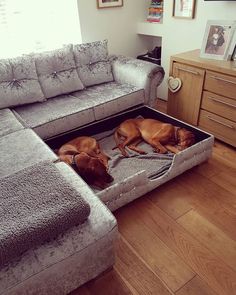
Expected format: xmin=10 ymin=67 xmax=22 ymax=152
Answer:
xmin=110 ymin=55 xmax=165 ymax=106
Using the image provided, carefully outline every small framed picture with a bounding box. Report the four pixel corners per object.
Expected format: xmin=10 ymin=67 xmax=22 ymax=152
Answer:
xmin=173 ymin=0 xmax=196 ymax=19
xmin=231 ymin=44 xmax=236 ymax=61
xmin=97 ymin=0 xmax=123 ymax=9
xmin=200 ymin=20 xmax=236 ymax=60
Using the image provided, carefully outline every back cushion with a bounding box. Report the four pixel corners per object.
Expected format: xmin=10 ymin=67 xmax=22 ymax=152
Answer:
xmin=73 ymin=40 xmax=114 ymax=87
xmin=0 ymin=56 xmax=45 ymax=109
xmin=35 ymin=46 xmax=84 ymax=99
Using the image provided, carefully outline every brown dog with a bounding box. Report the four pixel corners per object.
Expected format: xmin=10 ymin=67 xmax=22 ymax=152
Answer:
xmin=114 ymin=118 xmax=195 ymax=157
xmin=58 ymin=136 xmax=113 ymax=189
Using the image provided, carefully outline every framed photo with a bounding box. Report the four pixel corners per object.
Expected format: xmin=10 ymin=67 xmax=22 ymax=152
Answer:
xmin=97 ymin=0 xmax=123 ymax=9
xmin=173 ymin=0 xmax=196 ymax=19
xmin=200 ymin=20 xmax=236 ymax=60
xmin=231 ymin=44 xmax=236 ymax=61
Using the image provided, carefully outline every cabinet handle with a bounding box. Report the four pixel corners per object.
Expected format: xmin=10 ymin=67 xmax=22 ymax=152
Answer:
xmin=206 ymin=115 xmax=234 ymax=129
xmin=209 ymin=96 xmax=236 ymax=109
xmin=175 ymin=67 xmax=199 ymax=75
xmin=210 ymin=75 xmax=236 ymax=85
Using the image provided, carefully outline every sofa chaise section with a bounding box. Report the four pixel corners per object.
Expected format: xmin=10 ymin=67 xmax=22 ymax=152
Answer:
xmin=0 ymin=162 xmax=117 ymax=295
xmin=0 ymin=129 xmax=57 ymax=177
xmin=0 ymin=108 xmax=24 ymax=138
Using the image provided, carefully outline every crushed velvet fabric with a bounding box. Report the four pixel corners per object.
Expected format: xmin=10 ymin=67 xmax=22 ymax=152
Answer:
xmin=70 ymin=82 xmax=144 ymax=120
xmin=73 ymin=40 xmax=114 ymax=87
xmin=0 ymin=162 xmax=90 ymax=268
xmin=14 ymin=82 xmax=144 ymax=139
xmin=0 ymin=55 xmax=45 ymax=109
xmin=0 ymin=108 xmax=24 ymax=138
xmin=0 ymin=162 xmax=117 ymax=295
xmin=0 ymin=129 xmax=57 ymax=178
xmin=111 ymin=55 xmax=165 ymax=106
xmin=34 ymin=46 xmax=84 ymax=99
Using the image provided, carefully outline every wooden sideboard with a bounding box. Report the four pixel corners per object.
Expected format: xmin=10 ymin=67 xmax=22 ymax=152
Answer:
xmin=167 ymin=49 xmax=236 ymax=147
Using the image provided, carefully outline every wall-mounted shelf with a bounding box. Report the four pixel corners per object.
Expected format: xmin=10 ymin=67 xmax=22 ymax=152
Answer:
xmin=137 ymin=21 xmax=164 ymax=37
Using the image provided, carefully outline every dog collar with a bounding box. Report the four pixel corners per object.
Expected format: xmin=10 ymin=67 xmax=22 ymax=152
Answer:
xmin=174 ymin=127 xmax=181 ymax=142
xmin=71 ymin=153 xmax=80 ymax=166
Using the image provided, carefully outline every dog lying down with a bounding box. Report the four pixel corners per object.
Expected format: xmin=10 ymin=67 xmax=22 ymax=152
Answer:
xmin=58 ymin=136 xmax=113 ymax=189
xmin=114 ymin=118 xmax=196 ymax=157
xmin=58 ymin=119 xmax=195 ymax=189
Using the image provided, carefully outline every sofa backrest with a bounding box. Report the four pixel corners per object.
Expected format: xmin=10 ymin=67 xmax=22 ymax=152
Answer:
xmin=0 ymin=40 xmax=114 ymax=110
xmin=73 ymin=40 xmax=114 ymax=87
xmin=34 ymin=45 xmax=84 ymax=99
xmin=0 ymin=55 xmax=45 ymax=109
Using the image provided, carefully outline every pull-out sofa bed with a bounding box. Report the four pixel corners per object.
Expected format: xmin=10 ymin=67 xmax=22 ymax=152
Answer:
xmin=0 ymin=40 xmax=214 ymax=294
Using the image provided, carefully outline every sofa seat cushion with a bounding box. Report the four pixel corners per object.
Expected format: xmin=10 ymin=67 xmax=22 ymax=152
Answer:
xmin=0 ymin=129 xmax=57 ymax=178
xmin=13 ymin=94 xmax=95 ymax=139
xmin=14 ymin=82 xmax=144 ymax=139
xmin=71 ymin=81 xmax=145 ymax=120
xmin=0 ymin=108 xmax=24 ymax=138
xmin=0 ymin=162 xmax=90 ymax=268
xmin=35 ymin=46 xmax=84 ymax=99
xmin=0 ymin=162 xmax=117 ymax=295
xmin=73 ymin=40 xmax=113 ymax=87
xmin=0 ymin=55 xmax=45 ymax=109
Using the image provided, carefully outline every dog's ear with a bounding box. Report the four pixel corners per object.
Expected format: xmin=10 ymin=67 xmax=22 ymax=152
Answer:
xmin=93 ymin=180 xmax=107 ymax=189
xmin=59 ymin=155 xmax=73 ymax=165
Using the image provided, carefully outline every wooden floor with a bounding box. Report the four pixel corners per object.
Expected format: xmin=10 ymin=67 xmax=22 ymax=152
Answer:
xmin=71 ymin=100 xmax=236 ymax=295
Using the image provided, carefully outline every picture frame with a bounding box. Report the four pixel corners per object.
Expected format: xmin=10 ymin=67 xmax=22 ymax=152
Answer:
xmin=231 ymin=44 xmax=236 ymax=61
xmin=97 ymin=0 xmax=123 ymax=9
xmin=173 ymin=0 xmax=196 ymax=19
xmin=200 ymin=20 xmax=236 ymax=60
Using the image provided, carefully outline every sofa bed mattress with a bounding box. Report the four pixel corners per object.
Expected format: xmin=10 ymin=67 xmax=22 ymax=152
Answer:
xmin=46 ymin=106 xmax=214 ymax=211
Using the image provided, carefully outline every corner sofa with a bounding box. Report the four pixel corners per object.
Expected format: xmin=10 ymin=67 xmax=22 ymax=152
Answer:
xmin=0 ymin=40 xmax=165 ymax=294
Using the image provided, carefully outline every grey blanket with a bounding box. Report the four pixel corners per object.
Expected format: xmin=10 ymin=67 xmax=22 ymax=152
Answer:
xmin=0 ymin=162 xmax=90 ymax=267
xmin=93 ymin=128 xmax=173 ymax=191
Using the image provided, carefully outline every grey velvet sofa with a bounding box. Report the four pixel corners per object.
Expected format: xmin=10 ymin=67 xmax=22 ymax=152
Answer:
xmin=0 ymin=40 xmax=164 ymax=294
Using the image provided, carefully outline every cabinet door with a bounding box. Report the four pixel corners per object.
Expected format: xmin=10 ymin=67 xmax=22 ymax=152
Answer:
xmin=167 ymin=62 xmax=205 ymax=125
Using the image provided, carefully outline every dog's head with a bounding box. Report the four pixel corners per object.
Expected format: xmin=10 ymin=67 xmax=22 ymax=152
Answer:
xmin=74 ymin=152 xmax=114 ymax=189
xmin=177 ymin=128 xmax=196 ymax=150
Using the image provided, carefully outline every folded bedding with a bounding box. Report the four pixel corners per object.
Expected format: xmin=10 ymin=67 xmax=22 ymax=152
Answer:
xmin=0 ymin=162 xmax=90 ymax=268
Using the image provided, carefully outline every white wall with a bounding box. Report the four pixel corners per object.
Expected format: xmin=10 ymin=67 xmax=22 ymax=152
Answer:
xmin=76 ymin=0 xmax=236 ymax=100
xmin=77 ymin=0 xmax=149 ymax=57
xmin=157 ymin=0 xmax=236 ymax=100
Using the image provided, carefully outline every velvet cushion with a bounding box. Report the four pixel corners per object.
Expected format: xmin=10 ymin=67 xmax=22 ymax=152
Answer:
xmin=0 ymin=56 xmax=45 ymax=109
xmin=35 ymin=46 xmax=84 ymax=99
xmin=73 ymin=40 xmax=114 ymax=87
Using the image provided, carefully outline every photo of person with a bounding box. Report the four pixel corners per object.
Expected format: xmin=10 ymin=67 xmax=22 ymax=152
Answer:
xmin=200 ymin=20 xmax=236 ymax=60
xmin=204 ymin=25 xmax=232 ymax=56
xmin=205 ymin=25 xmax=228 ymax=55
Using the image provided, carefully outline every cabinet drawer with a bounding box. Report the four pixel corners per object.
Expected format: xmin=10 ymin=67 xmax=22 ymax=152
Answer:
xmin=201 ymin=91 xmax=236 ymax=122
xmin=204 ymin=71 xmax=236 ymax=100
xmin=199 ymin=110 xmax=236 ymax=147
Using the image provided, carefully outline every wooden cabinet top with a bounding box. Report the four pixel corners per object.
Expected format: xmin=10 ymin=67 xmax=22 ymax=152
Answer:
xmin=170 ymin=49 xmax=236 ymax=77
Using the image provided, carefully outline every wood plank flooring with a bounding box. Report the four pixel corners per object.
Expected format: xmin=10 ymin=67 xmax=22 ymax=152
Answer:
xmin=71 ymin=99 xmax=236 ymax=295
